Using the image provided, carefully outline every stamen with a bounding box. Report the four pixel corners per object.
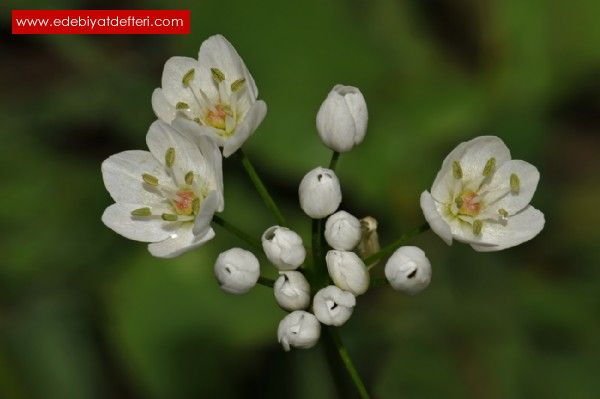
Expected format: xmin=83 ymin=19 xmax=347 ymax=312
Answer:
xmin=176 ymin=102 xmax=189 ymax=110
xmin=142 ymin=173 xmax=159 ymax=186
xmin=498 ymin=208 xmax=508 ymax=218
xmin=483 ymin=157 xmax=496 ymax=176
xmin=452 ymin=160 xmax=463 ymax=179
xmin=192 ymin=197 xmax=200 ymax=215
xmin=193 ymin=117 xmax=201 ymax=124
xmin=231 ymin=78 xmax=246 ymax=92
xmin=211 ymin=68 xmax=225 ymax=83
xmin=161 ymin=213 xmax=178 ymax=221
xmin=455 ymin=197 xmax=463 ymax=208
xmin=510 ymin=173 xmax=520 ymax=193
xmin=185 ymin=171 xmax=194 ymax=185
xmin=165 ymin=147 xmax=175 ymax=168
xmin=131 ymin=207 xmax=152 ymax=217
xmin=472 ymin=220 xmax=483 ymax=235
xmin=182 ymin=69 xmax=195 ymax=88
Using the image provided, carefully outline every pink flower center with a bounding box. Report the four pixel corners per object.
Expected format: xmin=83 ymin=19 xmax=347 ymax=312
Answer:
xmin=173 ymin=190 xmax=196 ymax=216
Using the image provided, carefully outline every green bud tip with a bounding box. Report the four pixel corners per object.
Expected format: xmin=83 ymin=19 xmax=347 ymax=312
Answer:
xmin=176 ymin=102 xmax=189 ymax=110
xmin=472 ymin=220 xmax=483 ymax=235
xmin=192 ymin=197 xmax=200 ymax=215
xmin=211 ymin=67 xmax=225 ymax=83
xmin=161 ymin=213 xmax=178 ymax=221
xmin=131 ymin=207 xmax=151 ymax=217
xmin=452 ymin=160 xmax=463 ymax=179
xmin=185 ymin=171 xmax=194 ymax=185
xmin=510 ymin=173 xmax=520 ymax=193
xmin=142 ymin=173 xmax=158 ymax=186
xmin=165 ymin=147 xmax=175 ymax=168
xmin=231 ymin=78 xmax=246 ymax=92
xmin=483 ymin=157 xmax=496 ymax=176
xmin=182 ymin=69 xmax=195 ymax=88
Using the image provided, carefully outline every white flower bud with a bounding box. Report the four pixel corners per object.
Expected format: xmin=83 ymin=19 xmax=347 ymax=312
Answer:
xmin=262 ymin=226 xmax=306 ymax=270
xmin=298 ymin=167 xmax=342 ymax=219
xmin=384 ymin=246 xmax=431 ymax=295
xmin=277 ymin=311 xmax=321 ymax=352
xmin=312 ymin=285 xmax=356 ymax=326
xmin=325 ymin=211 xmax=362 ymax=250
xmin=325 ymin=250 xmax=369 ymax=296
xmin=273 ymin=271 xmax=311 ymax=311
xmin=316 ymin=85 xmax=368 ymax=153
xmin=214 ymin=248 xmax=260 ymax=294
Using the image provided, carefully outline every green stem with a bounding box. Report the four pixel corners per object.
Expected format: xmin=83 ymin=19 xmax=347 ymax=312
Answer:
xmin=329 ymin=151 xmax=340 ymax=170
xmin=212 ymin=214 xmax=262 ymax=252
xmin=237 ymin=148 xmax=287 ymax=226
xmin=326 ymin=327 xmax=371 ymax=399
xmin=364 ymin=222 xmax=430 ymax=266
xmin=257 ymin=276 xmax=275 ymax=288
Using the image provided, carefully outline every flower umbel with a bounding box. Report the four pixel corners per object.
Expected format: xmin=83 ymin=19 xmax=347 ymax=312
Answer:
xmin=420 ymin=136 xmax=545 ymax=251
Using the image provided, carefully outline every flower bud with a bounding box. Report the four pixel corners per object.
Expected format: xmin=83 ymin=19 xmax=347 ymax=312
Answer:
xmin=262 ymin=226 xmax=306 ymax=270
xmin=326 ymin=250 xmax=369 ymax=295
xmin=214 ymin=248 xmax=260 ymax=294
xmin=312 ymin=285 xmax=356 ymax=326
xmin=274 ymin=271 xmax=311 ymax=311
xmin=277 ymin=311 xmax=321 ymax=351
xmin=325 ymin=211 xmax=362 ymax=250
xmin=384 ymin=246 xmax=431 ymax=295
xmin=298 ymin=167 xmax=342 ymax=219
xmin=316 ymin=85 xmax=368 ymax=153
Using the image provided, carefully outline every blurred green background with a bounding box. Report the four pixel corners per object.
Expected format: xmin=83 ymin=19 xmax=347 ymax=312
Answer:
xmin=1 ymin=0 xmax=599 ymax=398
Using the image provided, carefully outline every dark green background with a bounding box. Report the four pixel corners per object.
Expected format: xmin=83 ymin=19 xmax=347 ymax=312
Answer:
xmin=1 ymin=0 xmax=599 ymax=398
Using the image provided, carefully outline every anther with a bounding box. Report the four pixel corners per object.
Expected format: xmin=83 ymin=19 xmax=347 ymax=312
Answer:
xmin=165 ymin=147 xmax=175 ymax=168
xmin=498 ymin=208 xmax=508 ymax=218
xmin=131 ymin=207 xmax=152 ymax=217
xmin=483 ymin=157 xmax=496 ymax=177
xmin=510 ymin=173 xmax=520 ymax=193
xmin=176 ymin=102 xmax=189 ymax=110
xmin=231 ymin=78 xmax=246 ymax=92
xmin=455 ymin=196 xmax=463 ymax=208
xmin=185 ymin=171 xmax=194 ymax=185
xmin=472 ymin=220 xmax=483 ymax=235
xmin=182 ymin=69 xmax=195 ymax=88
xmin=142 ymin=173 xmax=159 ymax=186
xmin=211 ymin=68 xmax=225 ymax=83
xmin=161 ymin=213 xmax=178 ymax=221
xmin=452 ymin=160 xmax=463 ymax=179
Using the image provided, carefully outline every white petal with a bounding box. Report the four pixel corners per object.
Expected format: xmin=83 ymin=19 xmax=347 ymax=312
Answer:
xmin=161 ymin=56 xmax=201 ymax=105
xmin=471 ymin=206 xmax=545 ymax=252
xmin=146 ymin=120 xmax=209 ymax=188
xmin=197 ymin=34 xmax=258 ymax=100
xmin=196 ymin=136 xmax=224 ymax=211
xmin=483 ymin=160 xmax=540 ymax=216
xmin=102 ymin=203 xmax=173 ymax=242
xmin=222 ymin=100 xmax=267 ymax=158
xmin=432 ymin=136 xmax=511 ymax=201
xmin=148 ymin=225 xmax=215 ymax=258
xmin=172 ymin=117 xmax=226 ymax=149
xmin=101 ymin=150 xmax=168 ymax=205
xmin=193 ymin=190 xmax=220 ymax=236
xmin=420 ymin=191 xmax=452 ymax=245
xmin=151 ymin=88 xmax=177 ymax=123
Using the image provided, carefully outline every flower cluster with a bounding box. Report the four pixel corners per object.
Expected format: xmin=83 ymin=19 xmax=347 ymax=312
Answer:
xmin=101 ymin=35 xmax=545 ymax=358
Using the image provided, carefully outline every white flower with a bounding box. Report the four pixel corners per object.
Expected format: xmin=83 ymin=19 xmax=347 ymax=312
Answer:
xmin=312 ymin=286 xmax=356 ymax=326
xmin=316 ymin=85 xmax=368 ymax=153
xmin=214 ymin=248 xmax=260 ymax=294
xmin=262 ymin=226 xmax=306 ymax=270
xmin=299 ymin=167 xmax=342 ymax=219
xmin=385 ymin=246 xmax=431 ymax=294
xmin=325 ymin=211 xmax=362 ymax=250
xmin=421 ymin=136 xmax=545 ymax=252
xmin=277 ymin=311 xmax=321 ymax=351
xmin=326 ymin=250 xmax=369 ymax=296
xmin=152 ymin=34 xmax=267 ymax=158
xmin=101 ymin=120 xmax=223 ymax=258
xmin=273 ymin=271 xmax=311 ymax=311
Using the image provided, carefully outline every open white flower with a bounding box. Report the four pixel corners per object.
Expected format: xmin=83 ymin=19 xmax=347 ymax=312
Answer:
xmin=101 ymin=119 xmax=224 ymax=258
xmin=420 ymin=136 xmax=544 ymax=252
xmin=152 ymin=34 xmax=267 ymax=158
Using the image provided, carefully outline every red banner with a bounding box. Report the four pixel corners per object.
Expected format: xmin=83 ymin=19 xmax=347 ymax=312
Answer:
xmin=12 ymin=10 xmax=190 ymax=35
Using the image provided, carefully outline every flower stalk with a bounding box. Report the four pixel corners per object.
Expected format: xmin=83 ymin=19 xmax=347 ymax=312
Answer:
xmin=212 ymin=214 xmax=262 ymax=252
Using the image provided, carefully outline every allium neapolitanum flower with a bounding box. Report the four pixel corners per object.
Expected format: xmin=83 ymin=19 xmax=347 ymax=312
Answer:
xmin=278 ymin=311 xmax=321 ymax=351
xmin=273 ymin=271 xmax=311 ymax=311
xmin=420 ymin=136 xmax=545 ymax=252
xmin=299 ymin=167 xmax=342 ymax=219
xmin=214 ymin=248 xmax=260 ymax=294
xmin=325 ymin=211 xmax=362 ymax=251
xmin=313 ymin=285 xmax=356 ymax=326
xmin=101 ymin=120 xmax=224 ymax=258
xmin=152 ymin=34 xmax=267 ymax=158
xmin=385 ymin=246 xmax=431 ymax=294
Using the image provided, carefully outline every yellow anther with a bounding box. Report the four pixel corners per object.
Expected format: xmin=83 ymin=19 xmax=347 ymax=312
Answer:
xmin=510 ymin=173 xmax=520 ymax=193
xmin=131 ymin=207 xmax=151 ymax=217
xmin=185 ymin=171 xmax=194 ymax=185
xmin=182 ymin=69 xmax=195 ymax=88
xmin=176 ymin=102 xmax=189 ymax=110
xmin=165 ymin=147 xmax=175 ymax=168
xmin=452 ymin=160 xmax=463 ymax=179
xmin=161 ymin=213 xmax=178 ymax=221
xmin=455 ymin=197 xmax=463 ymax=208
xmin=142 ymin=173 xmax=158 ymax=186
xmin=472 ymin=220 xmax=483 ymax=235
xmin=231 ymin=78 xmax=246 ymax=92
xmin=211 ymin=67 xmax=225 ymax=83
xmin=483 ymin=157 xmax=496 ymax=176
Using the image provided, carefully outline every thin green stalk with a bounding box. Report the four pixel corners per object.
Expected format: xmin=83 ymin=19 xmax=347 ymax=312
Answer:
xmin=212 ymin=214 xmax=262 ymax=252
xmin=329 ymin=151 xmax=340 ymax=170
xmin=257 ymin=276 xmax=275 ymax=288
xmin=326 ymin=327 xmax=371 ymax=399
xmin=237 ymin=148 xmax=287 ymax=226
xmin=365 ymin=222 xmax=430 ymax=266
